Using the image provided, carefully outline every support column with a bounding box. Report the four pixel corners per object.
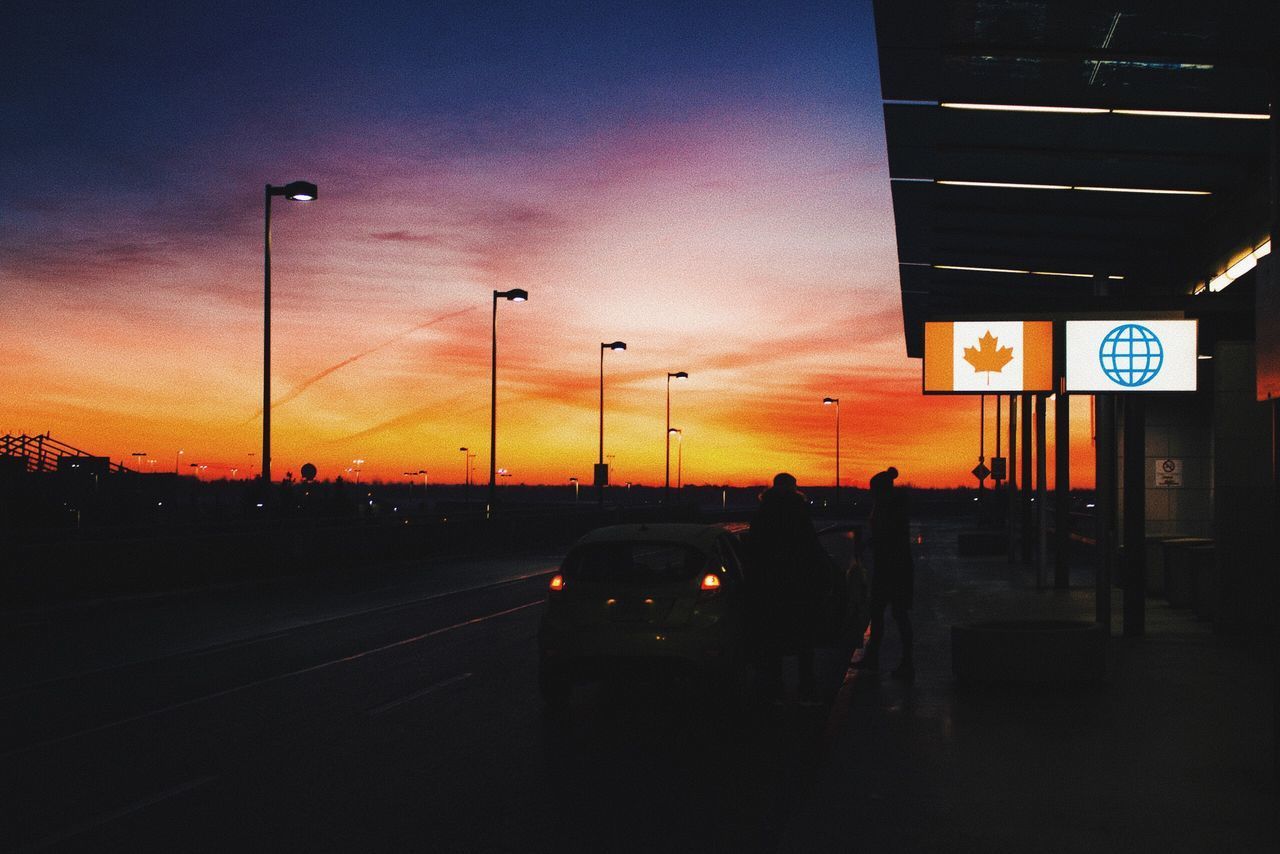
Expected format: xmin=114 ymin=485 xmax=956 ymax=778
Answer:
xmin=1008 ymin=393 xmax=1019 ymax=563
xmin=1021 ymin=393 xmax=1034 ymax=563
xmin=1036 ymin=393 xmax=1048 ymax=589
xmin=1055 ymin=386 xmax=1071 ymax=589
xmin=1123 ymin=395 xmax=1146 ymax=637
xmin=1096 ymin=394 xmax=1116 ymax=631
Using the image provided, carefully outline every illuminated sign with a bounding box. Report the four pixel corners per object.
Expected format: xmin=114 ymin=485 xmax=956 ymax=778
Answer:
xmin=1065 ymin=320 xmax=1197 ymax=392
xmin=923 ymin=321 xmax=1054 ymax=393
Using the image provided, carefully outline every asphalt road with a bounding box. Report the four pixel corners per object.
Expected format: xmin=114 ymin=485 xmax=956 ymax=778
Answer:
xmin=1 ymin=550 xmax=862 ymax=853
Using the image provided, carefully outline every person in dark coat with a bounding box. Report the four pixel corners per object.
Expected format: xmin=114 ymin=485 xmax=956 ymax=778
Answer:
xmin=857 ymin=466 xmax=915 ymax=676
xmin=748 ymin=472 xmax=825 ymax=705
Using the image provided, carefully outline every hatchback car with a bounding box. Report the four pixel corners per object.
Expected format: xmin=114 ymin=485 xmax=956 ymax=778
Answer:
xmin=537 ymin=523 xmax=750 ymax=703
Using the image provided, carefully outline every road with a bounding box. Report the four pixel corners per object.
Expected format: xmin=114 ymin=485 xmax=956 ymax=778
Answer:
xmin=1 ymin=549 xmax=862 ymax=853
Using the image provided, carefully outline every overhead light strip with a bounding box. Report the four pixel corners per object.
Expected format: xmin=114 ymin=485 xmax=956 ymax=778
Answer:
xmin=1205 ymin=239 xmax=1272 ymax=293
xmin=938 ymin=102 xmax=1269 ymax=120
xmin=935 ymin=179 xmax=1210 ymax=195
xmin=934 ymin=265 xmax=1122 ymax=279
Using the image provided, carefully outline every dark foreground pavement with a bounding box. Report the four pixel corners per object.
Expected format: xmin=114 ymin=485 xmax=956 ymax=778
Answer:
xmin=781 ymin=522 xmax=1278 ymax=853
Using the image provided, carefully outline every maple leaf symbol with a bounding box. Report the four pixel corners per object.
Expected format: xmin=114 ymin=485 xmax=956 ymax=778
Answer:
xmin=963 ymin=330 xmax=1014 ymax=384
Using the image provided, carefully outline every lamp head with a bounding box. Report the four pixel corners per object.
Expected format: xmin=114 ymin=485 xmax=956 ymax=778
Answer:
xmin=668 ymin=427 xmax=682 ymax=436
xmin=282 ymin=180 xmax=317 ymax=201
xmin=823 ymin=397 xmax=838 ymax=405
xmin=497 ymin=288 xmax=528 ymax=302
xmin=604 ymin=341 xmax=627 ymax=351
xmin=671 ymin=371 xmax=688 ymax=379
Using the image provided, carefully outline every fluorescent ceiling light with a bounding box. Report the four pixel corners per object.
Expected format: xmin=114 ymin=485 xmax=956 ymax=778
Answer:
xmin=1031 ymin=271 xmax=1093 ymax=278
xmin=1112 ymin=109 xmax=1269 ymax=120
xmin=1208 ymin=273 xmax=1233 ymax=292
xmin=1192 ymin=282 xmax=1207 ymax=295
xmin=890 ymin=177 xmax=936 ymax=183
xmin=1074 ymin=185 xmax=1211 ymax=195
xmin=934 ymin=180 xmax=1210 ymax=195
xmin=1255 ymin=240 xmax=1271 ymax=259
xmin=940 ymin=102 xmax=1107 ymax=114
xmin=1226 ymin=254 xmax=1257 ymax=280
xmin=934 ymin=264 xmax=1030 ymax=275
xmin=937 ymin=102 xmax=1269 ymax=121
xmin=1107 ymin=275 xmax=1125 ymax=280
xmin=937 ymin=180 xmax=1071 ymax=190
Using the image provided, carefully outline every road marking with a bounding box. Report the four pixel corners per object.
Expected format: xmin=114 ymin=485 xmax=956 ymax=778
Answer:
xmin=17 ymin=775 xmax=218 ymax=853
xmin=0 ymin=599 xmax=543 ymax=760
xmin=367 ymin=672 xmax=473 ymax=716
xmin=2 ymin=568 xmax=556 ymax=699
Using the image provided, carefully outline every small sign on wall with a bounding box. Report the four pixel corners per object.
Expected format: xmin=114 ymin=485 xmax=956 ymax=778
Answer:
xmin=1154 ymin=458 xmax=1183 ymax=487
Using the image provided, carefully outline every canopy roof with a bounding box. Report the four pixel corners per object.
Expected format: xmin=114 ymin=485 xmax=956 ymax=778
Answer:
xmin=873 ymin=0 xmax=1276 ymax=356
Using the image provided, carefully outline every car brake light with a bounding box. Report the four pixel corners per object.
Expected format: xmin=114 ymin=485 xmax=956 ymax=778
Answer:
xmin=549 ymin=574 xmax=565 ymax=592
xmin=700 ymin=573 xmax=721 ymax=591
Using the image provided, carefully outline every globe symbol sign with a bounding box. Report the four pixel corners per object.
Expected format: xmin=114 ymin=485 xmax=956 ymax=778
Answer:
xmin=1099 ymin=323 xmax=1164 ymax=387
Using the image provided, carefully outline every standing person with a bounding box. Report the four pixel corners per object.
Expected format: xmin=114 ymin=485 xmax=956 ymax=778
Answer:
xmin=858 ymin=466 xmax=915 ymax=677
xmin=748 ymin=472 xmax=825 ymax=705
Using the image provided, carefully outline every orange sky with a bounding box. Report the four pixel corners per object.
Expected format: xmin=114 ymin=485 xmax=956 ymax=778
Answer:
xmin=1 ymin=7 xmax=1097 ymax=490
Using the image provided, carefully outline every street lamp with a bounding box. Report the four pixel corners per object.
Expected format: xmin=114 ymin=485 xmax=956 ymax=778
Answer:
xmin=669 ymin=428 xmax=684 ymax=493
xmin=823 ymin=397 xmax=841 ymax=508
xmin=175 ymin=448 xmax=183 ymax=474
xmin=353 ymin=458 xmax=364 ymax=484
xmin=131 ymin=451 xmax=147 ymax=472
xmin=569 ymin=476 xmax=579 ymax=507
xmin=263 ymin=179 xmax=317 ymax=504
xmin=598 ymin=340 xmax=627 ymax=506
xmin=490 ymin=289 xmax=528 ymax=515
xmin=665 ymin=371 xmax=688 ymax=504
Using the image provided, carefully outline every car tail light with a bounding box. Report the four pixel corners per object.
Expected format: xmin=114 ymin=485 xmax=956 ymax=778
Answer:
xmin=549 ymin=573 xmax=565 ymax=592
xmin=699 ymin=573 xmax=721 ymax=592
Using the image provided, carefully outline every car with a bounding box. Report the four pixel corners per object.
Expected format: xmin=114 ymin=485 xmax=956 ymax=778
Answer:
xmin=537 ymin=523 xmax=751 ymax=703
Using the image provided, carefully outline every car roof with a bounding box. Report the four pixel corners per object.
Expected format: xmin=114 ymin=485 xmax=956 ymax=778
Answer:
xmin=570 ymin=522 xmax=734 ymax=551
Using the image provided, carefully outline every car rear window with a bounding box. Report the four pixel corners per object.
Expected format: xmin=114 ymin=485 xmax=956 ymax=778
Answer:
xmin=562 ymin=541 xmax=708 ymax=583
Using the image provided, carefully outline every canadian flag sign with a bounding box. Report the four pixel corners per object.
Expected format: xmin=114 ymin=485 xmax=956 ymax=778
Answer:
xmin=923 ymin=321 xmax=1054 ymax=393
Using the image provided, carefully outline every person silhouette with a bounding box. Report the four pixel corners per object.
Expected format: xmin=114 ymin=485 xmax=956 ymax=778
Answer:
xmin=748 ymin=472 xmax=825 ymax=705
xmin=857 ymin=467 xmax=914 ymax=677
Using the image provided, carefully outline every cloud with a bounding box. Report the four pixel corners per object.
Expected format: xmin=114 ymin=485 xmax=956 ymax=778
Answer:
xmin=240 ymin=306 xmax=475 ymax=424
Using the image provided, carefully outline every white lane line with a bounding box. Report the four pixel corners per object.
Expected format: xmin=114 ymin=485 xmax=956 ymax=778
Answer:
xmin=1 ymin=599 xmax=543 ymax=761
xmin=367 ymin=672 xmax=473 ymax=716
xmin=17 ymin=775 xmax=218 ymax=853
xmin=3 ymin=567 xmax=556 ymax=698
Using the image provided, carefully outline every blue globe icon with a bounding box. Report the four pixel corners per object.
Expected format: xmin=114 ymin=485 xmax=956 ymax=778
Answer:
xmin=1099 ymin=324 xmax=1163 ymax=387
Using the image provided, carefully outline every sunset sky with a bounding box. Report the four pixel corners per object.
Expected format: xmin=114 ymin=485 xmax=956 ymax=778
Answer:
xmin=2 ymin=1 xmax=1094 ymax=489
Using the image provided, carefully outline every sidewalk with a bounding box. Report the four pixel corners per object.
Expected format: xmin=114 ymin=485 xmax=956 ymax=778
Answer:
xmin=781 ymin=520 xmax=1278 ymax=853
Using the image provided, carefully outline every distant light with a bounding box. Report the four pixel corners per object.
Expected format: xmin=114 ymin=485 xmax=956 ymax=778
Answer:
xmin=1085 ymin=503 xmax=1096 ymax=509
xmin=700 ymin=573 xmax=722 ymax=591
xmin=157 ymin=501 xmax=163 ymax=507
xmin=1198 ymin=354 xmax=1213 ymax=360
xmin=549 ymin=574 xmax=565 ymax=592
xmin=256 ymin=502 xmax=264 ymax=508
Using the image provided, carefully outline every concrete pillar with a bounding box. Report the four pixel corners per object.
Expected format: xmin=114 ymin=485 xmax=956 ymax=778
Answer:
xmin=1036 ymin=393 xmax=1048 ymax=589
xmin=1055 ymin=387 xmax=1070 ymax=589
xmin=1021 ymin=393 xmax=1033 ymax=563
xmin=1009 ymin=393 xmax=1019 ymax=563
xmin=1096 ymin=394 xmax=1116 ymax=631
xmin=1123 ymin=395 xmax=1146 ymax=637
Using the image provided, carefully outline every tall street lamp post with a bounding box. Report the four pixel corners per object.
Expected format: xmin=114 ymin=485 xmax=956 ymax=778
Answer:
xmin=263 ymin=180 xmax=316 ymax=505
xmin=665 ymin=371 xmax=688 ymax=505
xmin=599 ymin=341 xmax=627 ymax=506
xmin=131 ymin=451 xmax=147 ymax=472
xmin=823 ymin=397 xmax=841 ymax=508
xmin=490 ymin=289 xmax=528 ymax=515
xmin=668 ymin=428 xmax=684 ymax=493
